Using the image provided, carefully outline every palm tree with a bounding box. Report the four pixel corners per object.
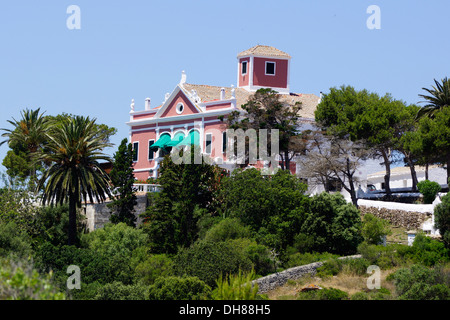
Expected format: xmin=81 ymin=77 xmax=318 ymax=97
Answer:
xmin=417 ymin=77 xmax=450 ymax=119
xmin=36 ymin=116 xmax=113 ymax=246
xmin=0 ymin=108 xmax=50 ymax=185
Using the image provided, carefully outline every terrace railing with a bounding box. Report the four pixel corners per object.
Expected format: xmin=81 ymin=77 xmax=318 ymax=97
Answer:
xmin=132 ymin=183 xmax=162 ymax=193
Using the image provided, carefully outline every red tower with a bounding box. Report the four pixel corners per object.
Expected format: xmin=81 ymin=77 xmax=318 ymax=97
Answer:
xmin=237 ymin=45 xmax=291 ymax=94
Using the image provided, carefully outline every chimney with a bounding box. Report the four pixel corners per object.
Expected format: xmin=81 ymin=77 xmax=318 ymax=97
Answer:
xmin=145 ymin=98 xmax=151 ymax=110
xmin=180 ymin=70 xmax=187 ymax=85
xmin=220 ymin=88 xmax=226 ymax=100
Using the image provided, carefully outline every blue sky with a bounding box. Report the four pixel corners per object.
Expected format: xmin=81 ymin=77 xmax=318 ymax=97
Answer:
xmin=0 ymin=0 xmax=449 ymax=176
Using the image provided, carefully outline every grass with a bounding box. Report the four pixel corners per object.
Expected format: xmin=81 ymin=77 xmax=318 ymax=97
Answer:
xmin=386 ymin=225 xmax=408 ymax=245
xmin=266 ymin=266 xmax=399 ymax=300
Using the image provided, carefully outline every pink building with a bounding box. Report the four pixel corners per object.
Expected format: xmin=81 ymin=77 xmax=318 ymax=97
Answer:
xmin=126 ymin=45 xmax=320 ymax=181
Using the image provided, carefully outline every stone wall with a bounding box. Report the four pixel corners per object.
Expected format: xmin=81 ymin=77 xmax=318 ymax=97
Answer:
xmin=358 ymin=205 xmax=431 ymax=230
xmin=82 ymin=193 xmax=148 ymax=231
xmin=252 ymin=255 xmax=361 ymax=293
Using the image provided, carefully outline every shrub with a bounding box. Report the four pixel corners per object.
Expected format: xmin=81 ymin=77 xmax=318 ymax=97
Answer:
xmin=81 ymin=223 xmax=149 ymax=258
xmin=300 ymin=192 xmax=363 ymax=255
xmin=0 ymin=259 xmax=65 ymax=300
xmin=94 ymin=281 xmax=147 ymax=300
xmin=361 ymin=213 xmax=391 ymax=245
xmin=341 ymin=257 xmax=372 ymax=276
xmin=0 ymin=222 xmax=33 ymax=259
xmin=391 ymin=264 xmax=450 ymax=300
xmin=417 ymin=180 xmax=441 ymax=204
xmin=81 ymin=223 xmax=150 ymax=284
xmin=212 ymin=269 xmax=263 ymax=300
xmin=397 ymin=233 xmax=449 ymax=267
xmin=203 ymin=218 xmax=252 ymax=242
xmin=196 ymin=213 xmax=222 ymax=240
xmin=134 ymin=254 xmax=173 ymax=285
xmin=316 ymin=259 xmax=342 ymax=278
xmin=221 ymin=169 xmax=309 ymax=251
xmin=357 ymin=242 xmax=406 ymax=269
xmin=284 ymin=251 xmax=338 ymax=269
xmin=32 ymin=204 xmax=72 ymax=247
xmin=172 ymin=240 xmax=252 ymax=287
xmin=34 ymin=242 xmax=126 ymax=299
xmin=244 ymin=242 xmax=277 ymax=276
xmin=351 ymin=292 xmax=369 ymax=300
xmin=297 ymin=287 xmax=348 ymax=300
xmin=147 ymin=276 xmax=211 ymax=300
xmin=434 ymin=192 xmax=450 ymax=247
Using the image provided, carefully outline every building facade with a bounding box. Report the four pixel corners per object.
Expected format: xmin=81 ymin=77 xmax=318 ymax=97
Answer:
xmin=126 ymin=45 xmax=320 ymax=181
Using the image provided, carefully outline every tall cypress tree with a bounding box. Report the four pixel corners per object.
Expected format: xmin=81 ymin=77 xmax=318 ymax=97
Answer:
xmin=108 ymin=138 xmax=137 ymax=227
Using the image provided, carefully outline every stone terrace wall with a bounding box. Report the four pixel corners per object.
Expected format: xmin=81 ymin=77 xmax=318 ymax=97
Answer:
xmin=82 ymin=193 xmax=148 ymax=231
xmin=252 ymin=255 xmax=361 ymax=293
xmin=359 ymin=205 xmax=431 ymax=230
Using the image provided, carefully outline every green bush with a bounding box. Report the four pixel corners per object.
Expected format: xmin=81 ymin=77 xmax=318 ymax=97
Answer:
xmin=434 ymin=192 xmax=450 ymax=247
xmin=297 ymin=287 xmax=349 ymax=300
xmin=361 ymin=213 xmax=391 ymax=245
xmin=351 ymin=292 xmax=369 ymax=300
xmin=316 ymin=257 xmax=372 ymax=278
xmin=33 ymin=243 xmax=114 ymax=299
xmin=341 ymin=257 xmax=372 ymax=275
xmin=316 ymin=259 xmax=342 ymax=278
xmin=399 ymin=233 xmax=449 ymax=267
xmin=417 ymin=180 xmax=441 ymax=204
xmin=81 ymin=223 xmax=150 ymax=284
xmin=0 ymin=259 xmax=65 ymax=300
xmin=134 ymin=254 xmax=173 ymax=285
xmin=212 ymin=269 xmax=263 ymax=300
xmin=284 ymin=251 xmax=338 ymax=269
xmin=172 ymin=240 xmax=252 ymax=287
xmin=147 ymin=276 xmax=212 ymax=300
xmin=391 ymin=264 xmax=450 ymax=300
xmin=0 ymin=222 xmax=33 ymax=259
xmin=221 ymin=169 xmax=309 ymax=251
xmin=203 ymin=218 xmax=252 ymax=242
xmin=300 ymin=192 xmax=363 ymax=255
xmin=94 ymin=281 xmax=148 ymax=300
xmin=32 ymin=204 xmax=71 ymax=247
xmin=358 ymin=242 xmax=406 ymax=269
xmin=196 ymin=214 xmax=222 ymax=240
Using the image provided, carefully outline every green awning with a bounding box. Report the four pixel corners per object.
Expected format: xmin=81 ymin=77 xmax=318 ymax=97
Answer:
xmin=176 ymin=130 xmax=200 ymax=147
xmin=149 ymin=133 xmax=171 ymax=150
xmin=166 ymin=132 xmax=185 ymax=147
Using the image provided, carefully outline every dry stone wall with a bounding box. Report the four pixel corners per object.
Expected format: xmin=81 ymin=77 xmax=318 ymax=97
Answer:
xmin=252 ymin=255 xmax=361 ymax=293
xmin=359 ymin=205 xmax=431 ymax=230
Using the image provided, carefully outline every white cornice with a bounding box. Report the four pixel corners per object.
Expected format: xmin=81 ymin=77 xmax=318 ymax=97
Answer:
xmin=237 ymin=54 xmax=291 ymax=61
xmin=126 ymin=107 xmax=234 ymax=127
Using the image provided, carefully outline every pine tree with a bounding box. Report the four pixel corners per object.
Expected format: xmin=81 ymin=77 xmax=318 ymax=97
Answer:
xmin=108 ymin=138 xmax=138 ymax=227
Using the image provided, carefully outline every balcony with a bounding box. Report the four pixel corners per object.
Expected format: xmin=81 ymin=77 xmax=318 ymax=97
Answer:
xmin=132 ymin=183 xmax=162 ymax=193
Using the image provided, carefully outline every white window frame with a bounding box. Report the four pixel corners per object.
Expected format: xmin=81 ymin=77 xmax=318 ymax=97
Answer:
xmin=148 ymin=139 xmax=155 ymax=160
xmin=176 ymin=102 xmax=184 ymax=114
xmin=205 ymin=133 xmax=212 ymax=155
xmin=222 ymin=131 xmax=227 ymax=154
xmin=265 ymin=61 xmax=276 ymax=76
xmin=241 ymin=61 xmax=248 ymax=75
xmin=132 ymin=141 xmax=139 ymax=162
